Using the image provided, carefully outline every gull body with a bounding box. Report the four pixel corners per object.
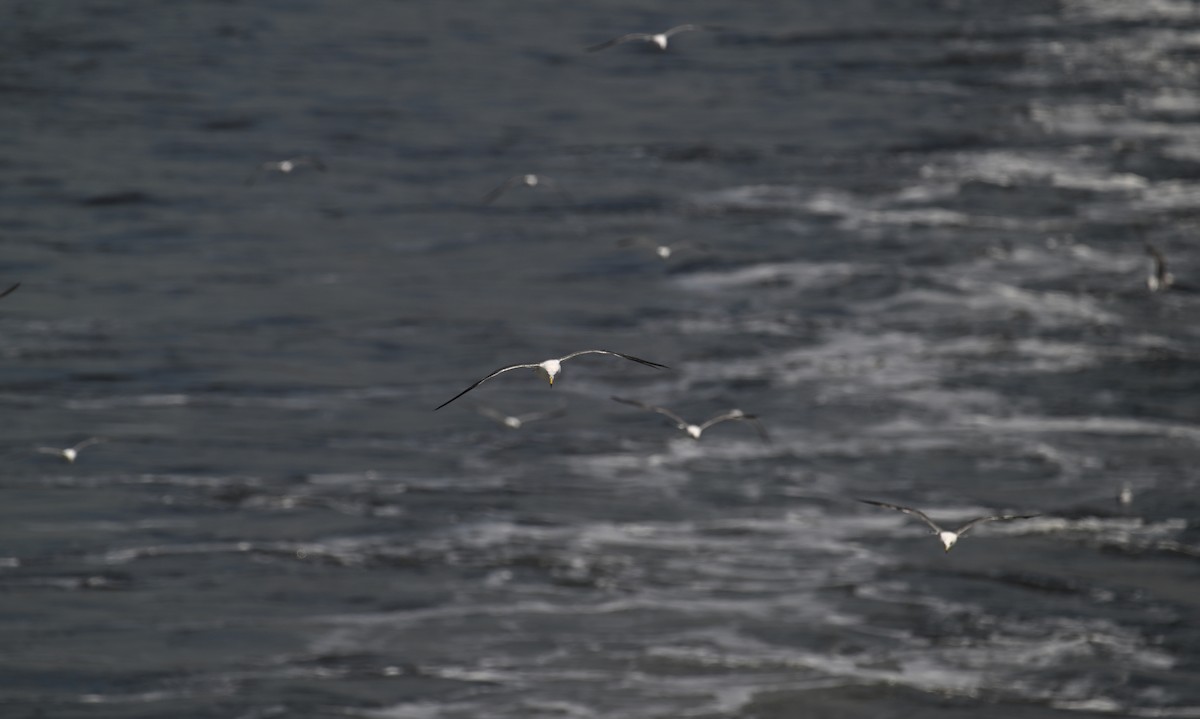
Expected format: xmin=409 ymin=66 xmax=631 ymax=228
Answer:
xmin=587 ymin=24 xmax=713 ymax=52
xmin=611 ymin=396 xmax=769 ymax=442
xmin=436 ymin=350 xmax=668 ymax=410
xmin=37 ymin=437 xmax=105 ymax=463
xmin=1143 ymin=240 xmax=1175 ymax=292
xmin=857 ymin=499 xmax=1038 ymax=552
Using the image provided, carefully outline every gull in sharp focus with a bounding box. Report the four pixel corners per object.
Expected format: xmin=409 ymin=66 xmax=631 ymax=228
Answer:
xmin=37 ymin=437 xmax=106 ymax=463
xmin=586 ymin=24 xmax=716 ymax=52
xmin=611 ymin=396 xmax=769 ymax=442
xmin=0 ymin=282 xmax=18 ymax=300
xmin=436 ymin=350 xmax=668 ymax=410
xmin=617 ymin=237 xmax=710 ymax=261
xmin=476 ymin=403 xmax=567 ymax=429
xmin=1143 ymin=239 xmax=1175 ymax=292
xmin=246 ymin=156 xmax=327 ymax=185
xmin=482 ymin=174 xmax=571 ymax=205
xmin=857 ymin=499 xmax=1039 ymax=552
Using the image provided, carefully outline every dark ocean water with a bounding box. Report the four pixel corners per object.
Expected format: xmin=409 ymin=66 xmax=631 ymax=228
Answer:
xmin=3 ymin=0 xmax=1200 ymax=717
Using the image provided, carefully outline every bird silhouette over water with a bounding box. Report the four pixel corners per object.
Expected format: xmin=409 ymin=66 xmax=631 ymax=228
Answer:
xmin=611 ymin=396 xmax=769 ymax=442
xmin=0 ymin=283 xmax=18 ymax=300
xmin=245 ymin=156 xmax=327 ymax=185
xmin=481 ymin=174 xmax=571 ymax=205
xmin=617 ymin=237 xmax=710 ymax=261
xmin=37 ymin=438 xmax=106 ymax=464
xmin=586 ymin=24 xmax=718 ymax=52
xmin=436 ymin=350 xmax=668 ymax=410
xmin=1140 ymin=239 xmax=1195 ymax=293
xmin=858 ymin=499 xmax=1039 ymax=552
xmin=476 ymin=403 xmax=567 ymax=429
xmin=1143 ymin=239 xmax=1174 ymax=292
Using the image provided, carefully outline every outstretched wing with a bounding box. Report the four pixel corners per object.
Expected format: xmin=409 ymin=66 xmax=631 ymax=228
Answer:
xmin=700 ymin=410 xmax=770 ymax=442
xmin=662 ymin=24 xmax=707 ymax=38
xmin=673 ymin=241 xmax=712 ymax=254
xmin=857 ymin=499 xmax=944 ymax=534
xmin=617 ymin=236 xmax=657 ymax=250
xmin=585 ymin=32 xmax=653 ymax=52
xmin=611 ymin=396 xmax=689 ymax=427
xmin=0 ymin=282 xmax=19 ymax=299
xmin=518 ymin=405 xmax=568 ymax=423
xmin=953 ymin=513 xmax=1040 ymax=538
xmin=36 ymin=447 xmax=63 ymax=456
xmin=475 ymin=405 xmax=512 ymax=425
xmin=244 ymin=163 xmax=274 ymax=186
xmin=558 ymin=349 xmax=668 ymax=369
xmin=537 ymin=176 xmax=574 ymax=203
xmin=436 ymin=364 xmax=540 ymax=410
xmin=482 ymin=176 xmax=524 ymax=204
xmin=72 ymin=437 xmax=106 ymax=452
xmin=295 ymin=155 xmax=327 ymax=172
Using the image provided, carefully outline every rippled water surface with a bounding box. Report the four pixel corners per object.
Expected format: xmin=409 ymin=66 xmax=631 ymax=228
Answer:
xmin=3 ymin=1 xmax=1200 ymax=717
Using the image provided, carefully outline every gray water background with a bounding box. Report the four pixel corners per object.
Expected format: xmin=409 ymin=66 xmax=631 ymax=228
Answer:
xmin=2 ymin=0 xmax=1200 ymax=717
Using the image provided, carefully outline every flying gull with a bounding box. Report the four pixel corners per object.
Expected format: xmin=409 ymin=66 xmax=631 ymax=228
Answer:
xmin=482 ymin=174 xmax=571 ymax=205
xmin=611 ymin=396 xmax=769 ymax=442
xmin=1143 ymin=239 xmax=1175 ymax=292
xmin=1117 ymin=483 xmax=1133 ymax=507
xmin=586 ymin=24 xmax=715 ymax=52
xmin=476 ymin=403 xmax=567 ymax=429
xmin=617 ymin=237 xmax=709 ymax=261
xmin=857 ymin=499 xmax=1038 ymax=552
xmin=436 ymin=350 xmax=668 ymax=410
xmin=0 ymin=282 xmax=18 ymax=300
xmin=246 ymin=156 xmax=327 ymax=185
xmin=37 ymin=437 xmax=106 ymax=463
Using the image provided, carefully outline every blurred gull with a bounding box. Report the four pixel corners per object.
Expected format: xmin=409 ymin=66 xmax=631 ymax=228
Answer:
xmin=246 ymin=156 xmax=327 ymax=185
xmin=1117 ymin=483 xmax=1133 ymax=508
xmin=586 ymin=24 xmax=716 ymax=52
xmin=858 ymin=499 xmax=1039 ymax=552
xmin=611 ymin=396 xmax=769 ymax=442
xmin=617 ymin=237 xmax=709 ymax=261
xmin=482 ymin=174 xmax=570 ymax=205
xmin=436 ymin=350 xmax=668 ymax=410
xmin=1143 ymin=239 xmax=1174 ymax=292
xmin=37 ymin=437 xmax=106 ymax=464
xmin=476 ymin=403 xmax=567 ymax=429
xmin=0 ymin=283 xmax=18 ymax=300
